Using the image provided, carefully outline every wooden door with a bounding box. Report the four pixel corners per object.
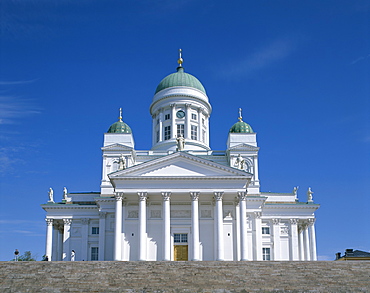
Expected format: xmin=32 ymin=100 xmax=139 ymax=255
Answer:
xmin=174 ymin=245 xmax=188 ymax=261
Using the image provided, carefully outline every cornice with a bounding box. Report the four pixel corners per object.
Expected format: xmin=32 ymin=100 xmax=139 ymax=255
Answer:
xmin=41 ymin=204 xmax=98 ymax=210
xmin=112 ymin=176 xmax=250 ymax=181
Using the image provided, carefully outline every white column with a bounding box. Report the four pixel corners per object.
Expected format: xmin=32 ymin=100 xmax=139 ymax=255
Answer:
xmin=253 ymin=155 xmax=259 ymax=183
xmin=57 ymin=225 xmax=63 ymax=261
xmin=81 ymin=218 xmax=89 ymax=261
xmin=171 ymin=104 xmax=176 ymax=139
xmin=114 ymin=193 xmax=123 ymax=261
xmin=214 ymin=192 xmax=224 ymax=261
xmin=299 ymin=225 xmax=305 ymax=260
xmin=190 ymin=192 xmax=200 ymax=261
xmin=98 ymin=212 xmax=106 ymax=261
xmin=238 ymin=192 xmax=248 ymax=261
xmin=254 ymin=212 xmax=262 ymax=260
xmin=62 ymin=219 xmax=72 ymax=261
xmin=235 ymin=200 xmax=241 ymax=261
xmin=45 ymin=219 xmax=53 ymax=261
xmin=304 ymin=223 xmax=311 ymax=261
xmin=51 ymin=223 xmax=59 ymax=261
xmin=159 ymin=111 xmax=163 ymax=142
xmin=272 ymin=219 xmax=281 ymax=261
xmin=162 ymin=192 xmax=171 ymax=261
xmin=138 ymin=192 xmax=148 ymax=261
xmin=185 ymin=103 xmax=191 ymax=139
xmin=309 ymin=218 xmax=317 ymax=261
xmin=289 ymin=219 xmax=300 ymax=261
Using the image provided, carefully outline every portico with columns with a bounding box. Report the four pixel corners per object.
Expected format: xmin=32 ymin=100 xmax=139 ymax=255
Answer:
xmin=42 ymin=50 xmax=319 ymax=261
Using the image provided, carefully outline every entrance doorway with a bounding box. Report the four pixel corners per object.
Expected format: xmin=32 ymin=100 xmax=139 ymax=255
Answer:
xmin=174 ymin=233 xmax=188 ymax=261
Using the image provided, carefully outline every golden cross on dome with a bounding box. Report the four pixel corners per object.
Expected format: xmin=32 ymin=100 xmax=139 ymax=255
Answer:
xmin=178 ymin=48 xmax=183 ymax=67
xmin=238 ymin=108 xmax=243 ymax=122
xmin=119 ymin=108 xmax=123 ymax=122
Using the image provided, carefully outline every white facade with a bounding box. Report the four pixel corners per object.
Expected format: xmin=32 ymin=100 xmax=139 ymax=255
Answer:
xmin=42 ymin=59 xmax=319 ymax=262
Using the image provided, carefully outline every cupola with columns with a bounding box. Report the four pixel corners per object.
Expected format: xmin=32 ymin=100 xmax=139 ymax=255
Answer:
xmin=150 ymin=49 xmax=212 ymax=151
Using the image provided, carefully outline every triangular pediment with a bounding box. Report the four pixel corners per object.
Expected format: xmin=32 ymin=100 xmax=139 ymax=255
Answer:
xmin=228 ymin=143 xmax=259 ymax=151
xmin=109 ymin=152 xmax=251 ymax=178
xmin=101 ymin=143 xmax=134 ymax=151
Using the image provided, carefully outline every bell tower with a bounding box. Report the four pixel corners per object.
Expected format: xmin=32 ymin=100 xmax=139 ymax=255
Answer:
xmin=150 ymin=50 xmax=212 ymax=151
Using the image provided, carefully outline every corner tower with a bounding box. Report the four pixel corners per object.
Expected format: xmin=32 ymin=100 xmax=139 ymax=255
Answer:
xmin=150 ymin=50 xmax=212 ymax=151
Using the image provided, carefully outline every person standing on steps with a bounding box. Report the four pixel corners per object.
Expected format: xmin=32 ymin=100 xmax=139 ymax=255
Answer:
xmin=71 ymin=250 xmax=75 ymax=261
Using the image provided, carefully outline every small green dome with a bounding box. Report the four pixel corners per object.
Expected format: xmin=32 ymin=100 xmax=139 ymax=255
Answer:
xmin=155 ymin=67 xmax=206 ymax=94
xmin=107 ymin=121 xmax=132 ymax=134
xmin=229 ymin=120 xmax=254 ymax=133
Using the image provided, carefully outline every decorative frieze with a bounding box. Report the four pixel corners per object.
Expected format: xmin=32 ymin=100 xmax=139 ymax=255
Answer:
xmin=201 ymin=210 xmax=212 ymax=218
xmin=128 ymin=210 xmax=139 ymax=218
xmin=151 ymin=210 xmax=161 ymax=218
xmin=171 ymin=210 xmax=191 ymax=218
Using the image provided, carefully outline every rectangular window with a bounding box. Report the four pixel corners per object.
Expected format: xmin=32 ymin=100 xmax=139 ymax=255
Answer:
xmin=262 ymin=227 xmax=270 ymax=235
xmin=177 ymin=124 xmax=184 ymax=137
xmin=262 ymin=248 xmax=271 ymax=261
xmin=165 ymin=114 xmax=170 ymax=120
xmin=92 ymin=227 xmax=99 ymax=235
xmin=164 ymin=126 xmax=171 ymax=140
xmin=191 ymin=125 xmax=197 ymax=140
xmin=191 ymin=113 xmax=197 ymax=120
xmin=91 ymin=247 xmax=99 ymax=261
xmin=156 ymin=130 xmax=160 ymax=143
xmin=174 ymin=233 xmax=188 ymax=243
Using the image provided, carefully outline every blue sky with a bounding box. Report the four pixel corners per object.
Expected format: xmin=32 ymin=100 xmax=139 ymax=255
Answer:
xmin=0 ymin=0 xmax=369 ymax=261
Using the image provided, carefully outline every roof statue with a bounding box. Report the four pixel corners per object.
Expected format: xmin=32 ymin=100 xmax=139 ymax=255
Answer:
xmin=48 ymin=188 xmax=54 ymax=203
xmin=63 ymin=187 xmax=68 ymax=200
xmin=307 ymin=187 xmax=314 ymax=202
xmin=176 ymin=135 xmax=185 ymax=151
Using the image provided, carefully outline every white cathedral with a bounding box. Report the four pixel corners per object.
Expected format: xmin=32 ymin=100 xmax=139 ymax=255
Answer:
xmin=42 ymin=52 xmax=319 ymax=262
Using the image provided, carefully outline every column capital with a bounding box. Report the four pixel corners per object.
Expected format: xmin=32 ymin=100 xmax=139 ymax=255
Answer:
xmin=63 ymin=218 xmax=72 ymax=226
xmin=81 ymin=218 xmax=89 ymax=225
xmin=138 ymin=192 xmax=148 ymax=201
xmin=190 ymin=192 xmax=200 ymax=201
xmin=308 ymin=218 xmax=316 ymax=225
xmin=170 ymin=103 xmax=176 ymax=108
xmin=213 ymin=191 xmax=224 ymax=201
xmin=115 ymin=192 xmax=123 ymax=201
xmin=161 ymin=192 xmax=171 ymax=201
xmin=289 ymin=218 xmax=299 ymax=225
xmin=99 ymin=212 xmax=107 ymax=219
xmin=237 ymin=191 xmax=247 ymax=201
xmin=185 ymin=103 xmax=191 ymax=108
xmin=272 ymin=218 xmax=280 ymax=225
xmin=254 ymin=211 xmax=262 ymax=219
xmin=45 ymin=218 xmax=54 ymax=226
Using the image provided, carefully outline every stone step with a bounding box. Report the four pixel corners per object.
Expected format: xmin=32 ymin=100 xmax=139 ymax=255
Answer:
xmin=1 ymin=261 xmax=370 ymax=292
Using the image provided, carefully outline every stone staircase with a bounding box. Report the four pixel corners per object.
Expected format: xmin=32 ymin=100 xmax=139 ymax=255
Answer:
xmin=1 ymin=261 xmax=370 ymax=292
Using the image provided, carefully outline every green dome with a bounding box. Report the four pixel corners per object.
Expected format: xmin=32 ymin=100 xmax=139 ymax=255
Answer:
xmin=155 ymin=67 xmax=206 ymax=94
xmin=229 ymin=120 xmax=254 ymax=133
xmin=107 ymin=121 xmax=132 ymax=134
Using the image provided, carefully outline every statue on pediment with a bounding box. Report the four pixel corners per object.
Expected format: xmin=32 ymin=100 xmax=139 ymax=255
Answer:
xmin=235 ymin=154 xmax=246 ymax=170
xmin=118 ymin=154 xmax=126 ymax=170
xmin=307 ymin=187 xmax=314 ymax=202
xmin=176 ymin=135 xmax=185 ymax=151
xmin=48 ymin=188 xmax=54 ymax=203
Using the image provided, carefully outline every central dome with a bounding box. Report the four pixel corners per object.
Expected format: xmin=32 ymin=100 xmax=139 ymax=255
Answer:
xmin=155 ymin=67 xmax=206 ymax=94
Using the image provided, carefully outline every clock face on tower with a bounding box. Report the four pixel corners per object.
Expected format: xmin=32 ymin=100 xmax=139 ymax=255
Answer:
xmin=176 ymin=110 xmax=186 ymax=118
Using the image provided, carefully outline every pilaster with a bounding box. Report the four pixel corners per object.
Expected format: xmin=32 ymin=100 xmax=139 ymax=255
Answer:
xmin=190 ymin=192 xmax=200 ymax=261
xmin=99 ymin=212 xmax=107 ymax=261
xmin=62 ymin=218 xmax=72 ymax=261
xmin=272 ymin=218 xmax=281 ymax=261
xmin=138 ymin=192 xmax=148 ymax=261
xmin=162 ymin=192 xmax=171 ymax=261
xmin=81 ymin=218 xmax=89 ymax=261
xmin=214 ymin=191 xmax=224 ymax=261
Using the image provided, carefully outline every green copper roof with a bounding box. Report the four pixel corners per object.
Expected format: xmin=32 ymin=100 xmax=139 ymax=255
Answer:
xmin=229 ymin=120 xmax=254 ymax=133
xmin=155 ymin=67 xmax=206 ymax=94
xmin=107 ymin=121 xmax=132 ymax=134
